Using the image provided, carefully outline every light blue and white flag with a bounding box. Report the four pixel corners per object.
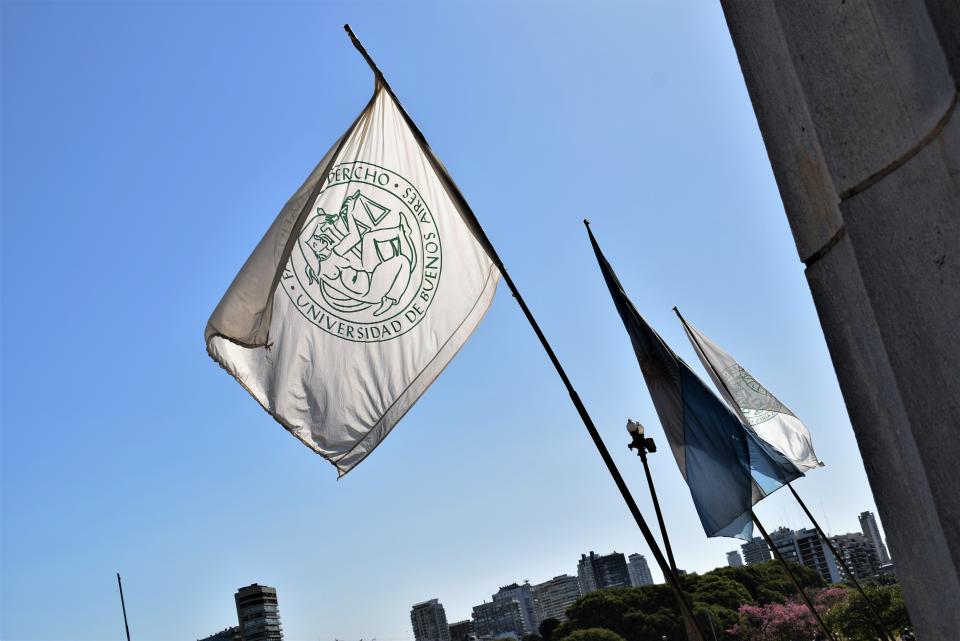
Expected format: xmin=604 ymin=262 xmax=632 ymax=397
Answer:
xmin=675 ymin=310 xmax=823 ymax=473
xmin=587 ymin=225 xmax=801 ymax=539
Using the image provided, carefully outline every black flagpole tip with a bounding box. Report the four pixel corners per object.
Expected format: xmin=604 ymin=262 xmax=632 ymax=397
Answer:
xmin=583 ymin=218 xmax=591 ymax=227
xmin=672 ymin=306 xmax=679 ymax=312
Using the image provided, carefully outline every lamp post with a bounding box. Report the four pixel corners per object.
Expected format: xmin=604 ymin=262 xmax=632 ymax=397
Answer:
xmin=627 ymin=419 xmax=679 ymax=576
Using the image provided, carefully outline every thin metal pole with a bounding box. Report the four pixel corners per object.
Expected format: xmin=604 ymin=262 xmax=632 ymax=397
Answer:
xmin=341 ymin=24 xmax=704 ymax=641
xmin=787 ymin=483 xmax=895 ymax=641
xmin=704 ymin=609 xmax=719 ymax=641
xmin=117 ymin=573 xmax=131 ymax=641
xmin=639 ymin=447 xmax=701 ymax=641
xmin=753 ymin=515 xmax=837 ymax=641
xmin=639 ymin=448 xmax=679 ymax=575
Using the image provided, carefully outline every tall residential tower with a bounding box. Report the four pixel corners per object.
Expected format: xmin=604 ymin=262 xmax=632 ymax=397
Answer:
xmin=234 ymin=584 xmax=283 ymax=641
xmin=411 ymin=599 xmax=451 ymax=641
xmin=627 ymin=554 xmax=654 ymax=587
xmin=532 ymin=575 xmax=581 ymax=623
xmin=577 ymin=551 xmax=631 ymax=594
xmin=859 ymin=511 xmax=891 ymax=564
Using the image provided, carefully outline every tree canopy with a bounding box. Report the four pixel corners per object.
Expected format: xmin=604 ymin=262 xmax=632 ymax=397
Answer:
xmin=538 ymin=617 xmax=561 ymax=641
xmin=558 ymin=628 xmax=626 ymax=641
xmin=553 ymin=560 xmax=908 ymax=641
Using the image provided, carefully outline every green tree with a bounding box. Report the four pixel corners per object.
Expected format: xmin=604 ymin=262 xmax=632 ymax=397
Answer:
xmin=538 ymin=618 xmax=561 ymax=641
xmin=565 ymin=586 xmax=682 ymax=641
xmin=826 ymin=584 xmax=911 ymax=640
xmin=521 ymin=633 xmax=542 ymax=641
xmin=559 ymin=562 xmax=831 ymax=641
xmin=559 ymin=628 xmax=626 ymax=641
xmin=709 ymin=560 xmax=824 ymax=605
xmin=551 ymin=621 xmax=572 ymax=641
xmin=690 ymin=574 xmax=754 ymax=612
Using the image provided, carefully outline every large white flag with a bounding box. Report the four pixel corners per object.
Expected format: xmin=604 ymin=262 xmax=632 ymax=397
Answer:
xmin=676 ymin=311 xmax=823 ymax=473
xmin=206 ymin=79 xmax=499 ymax=476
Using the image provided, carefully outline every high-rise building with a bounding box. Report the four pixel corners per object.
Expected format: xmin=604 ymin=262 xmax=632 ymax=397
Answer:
xmin=448 ymin=619 xmax=474 ymax=641
xmin=472 ymin=599 xmax=525 ymax=640
xmin=795 ymin=528 xmax=842 ymax=583
xmin=627 ymin=554 xmax=654 ymax=587
xmin=726 ymin=551 xmax=744 ymax=567
xmin=859 ymin=511 xmax=891 ymax=564
xmin=198 ymin=627 xmax=242 ymax=641
xmin=234 ymin=584 xmax=283 ymax=641
xmin=768 ymin=527 xmax=801 ymax=565
xmin=493 ymin=583 xmax=535 ymax=635
xmin=832 ymin=533 xmax=881 ymax=581
xmin=532 ymin=575 xmax=581 ymax=624
xmin=411 ymin=599 xmax=451 ymax=641
xmin=740 ymin=537 xmax=772 ymax=565
xmin=577 ymin=551 xmax=631 ymax=594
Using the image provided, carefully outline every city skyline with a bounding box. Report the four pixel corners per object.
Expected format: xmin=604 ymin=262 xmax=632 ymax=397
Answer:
xmin=187 ymin=504 xmax=891 ymax=641
xmin=403 ymin=507 xmax=889 ymax=638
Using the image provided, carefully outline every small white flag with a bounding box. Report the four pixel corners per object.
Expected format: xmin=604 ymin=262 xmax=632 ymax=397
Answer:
xmin=676 ymin=311 xmax=823 ymax=473
xmin=206 ymin=78 xmax=499 ymax=476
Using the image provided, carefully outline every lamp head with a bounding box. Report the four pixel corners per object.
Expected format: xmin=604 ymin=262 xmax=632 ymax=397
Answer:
xmin=626 ymin=419 xmax=644 ymax=436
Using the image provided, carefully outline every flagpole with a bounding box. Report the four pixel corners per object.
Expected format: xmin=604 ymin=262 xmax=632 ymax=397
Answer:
xmin=117 ymin=573 xmax=131 ymax=641
xmin=341 ymin=25 xmax=704 ymax=641
xmin=629 ymin=423 xmax=704 ymax=641
xmin=628 ymin=423 xmax=679 ymax=575
xmin=752 ymin=514 xmax=838 ymax=641
xmin=672 ymin=308 xmax=893 ymax=641
xmin=787 ymin=484 xmax=895 ymax=641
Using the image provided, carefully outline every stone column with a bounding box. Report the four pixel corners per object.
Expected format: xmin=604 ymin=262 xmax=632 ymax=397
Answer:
xmin=719 ymin=2 xmax=960 ymax=639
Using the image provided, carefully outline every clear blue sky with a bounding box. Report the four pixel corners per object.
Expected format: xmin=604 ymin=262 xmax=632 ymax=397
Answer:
xmin=1 ymin=3 xmax=887 ymax=641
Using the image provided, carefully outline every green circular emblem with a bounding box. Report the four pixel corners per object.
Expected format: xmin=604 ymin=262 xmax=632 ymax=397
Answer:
xmin=723 ymin=364 xmax=778 ymax=425
xmin=282 ymin=161 xmax=442 ymax=343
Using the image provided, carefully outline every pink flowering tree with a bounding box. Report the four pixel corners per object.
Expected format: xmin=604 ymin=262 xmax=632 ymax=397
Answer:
xmin=727 ymin=587 xmax=849 ymax=641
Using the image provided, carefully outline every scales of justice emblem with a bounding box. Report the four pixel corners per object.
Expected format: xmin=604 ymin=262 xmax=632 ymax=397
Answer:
xmin=305 ymin=190 xmax=415 ymax=318
xmin=283 ymin=164 xmax=443 ymax=343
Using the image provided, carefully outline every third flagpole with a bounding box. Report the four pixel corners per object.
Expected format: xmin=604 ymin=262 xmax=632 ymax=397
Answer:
xmin=753 ymin=514 xmax=838 ymax=641
xmin=673 ymin=307 xmax=893 ymax=641
xmin=787 ymin=484 xmax=895 ymax=641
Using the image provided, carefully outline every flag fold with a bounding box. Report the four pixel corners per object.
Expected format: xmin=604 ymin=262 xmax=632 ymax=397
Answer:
xmin=676 ymin=311 xmax=823 ymax=473
xmin=206 ymin=80 xmax=499 ymax=476
xmin=586 ymin=225 xmax=800 ymax=539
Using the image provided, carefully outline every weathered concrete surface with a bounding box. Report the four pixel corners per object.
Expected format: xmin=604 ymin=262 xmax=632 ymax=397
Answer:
xmin=720 ymin=2 xmax=960 ymax=639
xmin=925 ymin=1 xmax=960 ymax=82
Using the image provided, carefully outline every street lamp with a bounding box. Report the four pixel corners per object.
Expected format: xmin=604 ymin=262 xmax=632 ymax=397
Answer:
xmin=626 ymin=419 xmax=678 ymax=577
xmin=627 ymin=419 xmax=657 ymax=455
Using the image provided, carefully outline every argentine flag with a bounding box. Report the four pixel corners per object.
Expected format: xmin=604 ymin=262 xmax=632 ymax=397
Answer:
xmin=587 ymin=225 xmax=801 ymax=539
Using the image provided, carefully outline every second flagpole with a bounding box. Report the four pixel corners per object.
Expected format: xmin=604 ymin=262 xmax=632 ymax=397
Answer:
xmin=342 ymin=24 xmax=705 ymax=641
xmin=787 ymin=484 xmax=895 ymax=641
xmin=752 ymin=514 xmax=838 ymax=641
